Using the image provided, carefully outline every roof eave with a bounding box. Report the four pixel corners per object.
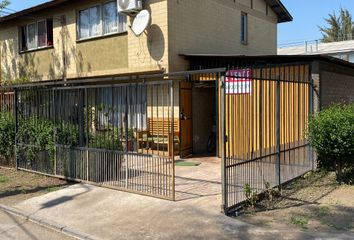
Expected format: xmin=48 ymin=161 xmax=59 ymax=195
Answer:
xmin=265 ymin=0 xmax=293 ymax=23
xmin=0 ymin=0 xmax=70 ymax=23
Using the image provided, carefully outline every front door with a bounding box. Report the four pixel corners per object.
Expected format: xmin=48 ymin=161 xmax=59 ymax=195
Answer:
xmin=179 ymin=81 xmax=193 ymax=158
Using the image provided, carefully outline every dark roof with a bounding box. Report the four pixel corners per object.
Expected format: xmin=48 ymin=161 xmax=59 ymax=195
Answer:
xmin=265 ymin=0 xmax=292 ymax=23
xmin=181 ymin=54 xmax=354 ymax=69
xmin=0 ymin=0 xmax=292 ymax=23
xmin=0 ymin=0 xmax=70 ymax=23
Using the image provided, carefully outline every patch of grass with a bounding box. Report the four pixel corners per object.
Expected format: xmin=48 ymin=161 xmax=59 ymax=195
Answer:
xmin=290 ymin=215 xmax=309 ymax=229
xmin=292 ymin=179 xmax=302 ymax=190
xmin=0 ymin=175 xmax=9 ymax=183
xmin=316 ymin=206 xmax=331 ymax=216
xmin=45 ymin=186 xmax=60 ymax=193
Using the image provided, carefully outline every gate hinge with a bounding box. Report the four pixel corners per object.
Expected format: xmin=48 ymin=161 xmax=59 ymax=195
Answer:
xmin=224 ymin=136 xmax=228 ymax=143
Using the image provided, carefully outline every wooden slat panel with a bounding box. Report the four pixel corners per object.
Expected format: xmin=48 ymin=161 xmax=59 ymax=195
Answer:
xmin=223 ymin=65 xmax=310 ymax=159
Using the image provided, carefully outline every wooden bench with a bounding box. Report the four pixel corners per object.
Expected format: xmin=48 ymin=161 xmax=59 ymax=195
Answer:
xmin=137 ymin=118 xmax=180 ymax=156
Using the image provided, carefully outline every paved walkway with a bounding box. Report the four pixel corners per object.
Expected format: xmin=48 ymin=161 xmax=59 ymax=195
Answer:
xmin=0 ymin=209 xmax=72 ymax=240
xmin=175 ymin=156 xmax=221 ymax=207
xmin=5 ymin=157 xmax=354 ymax=239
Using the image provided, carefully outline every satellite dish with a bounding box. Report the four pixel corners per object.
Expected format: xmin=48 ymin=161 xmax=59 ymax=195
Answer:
xmin=131 ymin=10 xmax=150 ymax=36
xmin=118 ymin=0 xmax=130 ymax=10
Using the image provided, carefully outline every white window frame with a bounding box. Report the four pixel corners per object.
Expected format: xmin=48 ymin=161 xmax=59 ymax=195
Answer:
xmin=26 ymin=22 xmax=37 ymax=50
xmin=37 ymin=20 xmax=48 ymax=48
xmin=77 ymin=1 xmax=127 ymax=41
xmin=21 ymin=19 xmax=52 ymax=52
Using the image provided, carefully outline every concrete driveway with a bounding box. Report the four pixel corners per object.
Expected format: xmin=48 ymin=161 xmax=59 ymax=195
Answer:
xmin=14 ymin=183 xmax=249 ymax=240
xmin=0 ymin=209 xmax=73 ymax=240
xmin=8 ymin=156 xmax=354 ymax=240
xmin=12 ymin=182 xmax=351 ymax=240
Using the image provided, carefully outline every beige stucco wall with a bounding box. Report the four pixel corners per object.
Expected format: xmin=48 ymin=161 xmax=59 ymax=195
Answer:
xmin=167 ymin=0 xmax=278 ymax=71
xmin=0 ymin=0 xmax=168 ymax=82
xmin=0 ymin=0 xmax=279 ymax=82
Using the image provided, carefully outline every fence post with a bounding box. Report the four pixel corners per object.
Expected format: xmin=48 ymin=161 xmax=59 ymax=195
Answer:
xmin=276 ymin=76 xmax=281 ymax=189
xmin=14 ymin=88 xmax=18 ymax=170
xmin=125 ymin=86 xmax=129 ymax=188
xmin=309 ymin=75 xmax=315 ymax=171
xmin=170 ymin=81 xmax=175 ymax=201
xmin=220 ymin=73 xmax=227 ymax=213
xmin=85 ymin=88 xmax=89 ymax=181
xmin=52 ymin=89 xmax=57 ymax=176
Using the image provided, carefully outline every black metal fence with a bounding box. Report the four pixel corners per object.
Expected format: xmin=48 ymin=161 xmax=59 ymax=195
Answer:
xmin=12 ymin=80 xmax=176 ymax=200
xmin=0 ymin=87 xmax=15 ymax=167
xmin=221 ymin=64 xmax=315 ymax=213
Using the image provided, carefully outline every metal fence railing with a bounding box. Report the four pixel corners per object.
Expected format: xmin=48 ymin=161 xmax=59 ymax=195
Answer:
xmin=10 ymin=80 xmax=176 ymax=200
xmin=0 ymin=87 xmax=15 ymax=167
xmin=221 ymin=64 xmax=315 ymax=213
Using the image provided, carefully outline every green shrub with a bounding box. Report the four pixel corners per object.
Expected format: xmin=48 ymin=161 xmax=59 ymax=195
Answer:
xmin=56 ymin=122 xmax=80 ymax=146
xmin=0 ymin=111 xmax=15 ymax=159
xmin=307 ymin=104 xmax=354 ymax=180
xmin=17 ymin=117 xmax=56 ymax=163
xmin=90 ymin=128 xmax=123 ymax=151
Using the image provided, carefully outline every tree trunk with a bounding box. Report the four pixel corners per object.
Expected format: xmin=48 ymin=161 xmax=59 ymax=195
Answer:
xmin=336 ymin=159 xmax=343 ymax=182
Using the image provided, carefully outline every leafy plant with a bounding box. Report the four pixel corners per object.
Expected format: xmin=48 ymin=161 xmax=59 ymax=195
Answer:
xmin=243 ymin=183 xmax=258 ymax=209
xmin=307 ymin=104 xmax=354 ymax=181
xmin=90 ymin=128 xmax=123 ymax=151
xmin=1 ymin=76 xmax=29 ymax=86
xmin=16 ymin=117 xmax=55 ymax=167
xmin=0 ymin=111 xmax=15 ymax=160
xmin=264 ymin=182 xmax=280 ymax=202
xmin=56 ymin=122 xmax=80 ymax=146
xmin=0 ymin=175 xmax=9 ymax=183
xmin=290 ymin=215 xmax=309 ymax=229
xmin=316 ymin=206 xmax=330 ymax=217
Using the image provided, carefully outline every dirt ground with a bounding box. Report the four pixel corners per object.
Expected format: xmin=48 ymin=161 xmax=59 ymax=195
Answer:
xmin=0 ymin=167 xmax=70 ymax=206
xmin=239 ymin=171 xmax=354 ymax=234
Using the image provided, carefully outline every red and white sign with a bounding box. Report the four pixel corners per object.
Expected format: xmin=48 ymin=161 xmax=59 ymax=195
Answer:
xmin=226 ymin=69 xmax=252 ymax=94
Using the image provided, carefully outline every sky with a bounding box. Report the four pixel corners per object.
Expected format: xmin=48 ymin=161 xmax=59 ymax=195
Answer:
xmin=5 ymin=0 xmax=354 ymax=47
xmin=278 ymin=0 xmax=354 ymax=46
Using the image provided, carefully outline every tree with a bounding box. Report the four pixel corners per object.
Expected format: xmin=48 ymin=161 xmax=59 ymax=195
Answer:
xmin=319 ymin=8 xmax=354 ymax=43
xmin=0 ymin=0 xmax=9 ymax=10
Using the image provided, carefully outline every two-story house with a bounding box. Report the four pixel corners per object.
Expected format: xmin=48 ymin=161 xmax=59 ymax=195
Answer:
xmin=0 ymin=1 xmax=305 ymax=206
xmin=0 ymin=0 xmax=292 ymax=82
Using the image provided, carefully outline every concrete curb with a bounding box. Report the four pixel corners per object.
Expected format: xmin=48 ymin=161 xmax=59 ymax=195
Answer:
xmin=0 ymin=204 xmax=100 ymax=240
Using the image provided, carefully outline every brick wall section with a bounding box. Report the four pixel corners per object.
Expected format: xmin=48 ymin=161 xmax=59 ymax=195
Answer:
xmin=319 ymin=61 xmax=354 ymax=108
xmin=320 ymin=71 xmax=354 ymax=107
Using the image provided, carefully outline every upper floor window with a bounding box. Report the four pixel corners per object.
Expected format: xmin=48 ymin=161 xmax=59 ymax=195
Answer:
xmin=241 ymin=12 xmax=248 ymax=44
xmin=78 ymin=1 xmax=127 ymax=40
xmin=20 ymin=19 xmax=53 ymax=52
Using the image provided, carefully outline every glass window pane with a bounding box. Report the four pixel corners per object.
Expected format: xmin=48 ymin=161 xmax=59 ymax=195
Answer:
xmin=79 ymin=9 xmax=90 ymax=39
xmin=38 ymin=21 xmax=47 ymax=47
xmin=118 ymin=13 xmax=127 ymax=32
xmin=47 ymin=19 xmax=53 ymax=46
xmin=104 ymin=1 xmax=118 ymax=34
xmin=20 ymin=26 xmax=27 ymax=51
xmin=241 ymin=14 xmax=247 ymax=43
xmin=89 ymin=6 xmax=101 ymax=36
xmin=27 ymin=23 xmax=36 ymax=49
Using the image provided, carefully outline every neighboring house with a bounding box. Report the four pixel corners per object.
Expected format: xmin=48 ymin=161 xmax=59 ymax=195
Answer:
xmin=278 ymin=40 xmax=354 ymax=63
xmin=0 ymin=0 xmax=292 ymax=82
